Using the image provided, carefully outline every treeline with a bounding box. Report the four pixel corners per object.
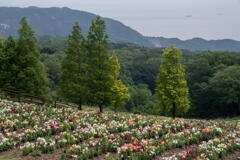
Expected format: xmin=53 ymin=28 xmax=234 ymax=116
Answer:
xmin=115 ymin=48 xmax=240 ymax=118
xmin=40 ymin=37 xmax=240 ymax=118
xmin=0 ymin=17 xmax=130 ymax=112
xmin=60 ymin=17 xmax=129 ymax=112
xmin=1 ymin=17 xmax=240 ymax=118
xmin=186 ymin=51 xmax=240 ymax=117
xmin=0 ymin=16 xmax=190 ymax=118
xmin=0 ymin=18 xmax=48 ymax=96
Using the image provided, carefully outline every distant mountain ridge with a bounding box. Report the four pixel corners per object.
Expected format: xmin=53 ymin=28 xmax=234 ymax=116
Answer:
xmin=0 ymin=6 xmax=152 ymax=46
xmin=0 ymin=6 xmax=240 ymax=52
xmin=147 ymin=37 xmax=240 ymax=52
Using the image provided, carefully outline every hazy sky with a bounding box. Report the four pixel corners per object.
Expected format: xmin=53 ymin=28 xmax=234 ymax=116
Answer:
xmin=1 ymin=0 xmax=240 ymax=40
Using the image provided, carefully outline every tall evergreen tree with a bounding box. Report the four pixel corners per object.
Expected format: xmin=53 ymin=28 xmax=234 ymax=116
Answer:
xmin=0 ymin=36 xmax=18 ymax=89
xmin=86 ymin=16 xmax=115 ymax=112
xmin=60 ymin=22 xmax=88 ymax=110
xmin=156 ymin=46 xmax=190 ymax=118
xmin=15 ymin=17 xmax=48 ymax=96
xmin=110 ymin=54 xmax=130 ymax=111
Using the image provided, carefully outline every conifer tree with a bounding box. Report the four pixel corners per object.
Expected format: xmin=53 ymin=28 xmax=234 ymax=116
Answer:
xmin=111 ymin=80 xmax=130 ymax=111
xmin=110 ymin=54 xmax=130 ymax=111
xmin=60 ymin=22 xmax=88 ymax=110
xmin=0 ymin=36 xmax=18 ymax=89
xmin=156 ymin=46 xmax=190 ymax=118
xmin=15 ymin=17 xmax=48 ymax=96
xmin=86 ymin=16 xmax=115 ymax=112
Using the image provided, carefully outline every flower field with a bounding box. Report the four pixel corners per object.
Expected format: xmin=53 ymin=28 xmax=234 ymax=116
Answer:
xmin=0 ymin=99 xmax=239 ymax=160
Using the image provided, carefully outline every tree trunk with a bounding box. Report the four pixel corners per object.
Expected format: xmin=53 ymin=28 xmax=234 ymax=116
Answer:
xmin=172 ymin=102 xmax=176 ymax=119
xmin=99 ymin=105 xmax=103 ymax=113
xmin=78 ymin=103 xmax=82 ymax=110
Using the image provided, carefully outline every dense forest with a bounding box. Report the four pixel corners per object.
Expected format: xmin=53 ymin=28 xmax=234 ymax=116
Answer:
xmin=1 ymin=17 xmax=240 ymax=118
xmin=39 ymin=36 xmax=240 ymax=118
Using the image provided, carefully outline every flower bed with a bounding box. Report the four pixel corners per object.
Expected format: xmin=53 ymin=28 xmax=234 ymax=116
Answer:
xmin=0 ymin=98 xmax=239 ymax=160
xmin=61 ymin=120 xmax=229 ymax=160
xmin=162 ymin=130 xmax=240 ymax=160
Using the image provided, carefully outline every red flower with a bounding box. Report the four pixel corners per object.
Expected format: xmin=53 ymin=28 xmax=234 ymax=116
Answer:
xmin=11 ymin=108 xmax=19 ymax=113
xmin=187 ymin=150 xmax=193 ymax=155
xmin=68 ymin=119 xmax=75 ymax=122
xmin=140 ymin=146 xmax=145 ymax=150
xmin=124 ymin=134 xmax=130 ymax=140
xmin=108 ymin=137 xmax=115 ymax=142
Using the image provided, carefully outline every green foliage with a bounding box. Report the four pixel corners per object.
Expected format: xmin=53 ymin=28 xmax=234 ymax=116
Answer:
xmin=0 ymin=18 xmax=48 ymax=98
xmin=60 ymin=22 xmax=88 ymax=109
xmin=156 ymin=46 xmax=190 ymax=118
xmin=209 ymin=66 xmax=240 ymax=115
xmin=0 ymin=36 xmax=17 ymax=89
xmin=125 ymin=84 xmax=155 ymax=114
xmin=186 ymin=51 xmax=240 ymax=117
xmin=114 ymin=48 xmax=163 ymax=91
xmin=41 ymin=52 xmax=63 ymax=90
xmin=110 ymin=54 xmax=130 ymax=110
xmin=34 ymin=34 xmax=240 ymax=118
xmin=1 ymin=15 xmax=240 ymax=119
xmin=14 ymin=17 xmax=48 ymax=97
xmin=38 ymin=35 xmax=67 ymax=54
xmin=111 ymin=80 xmax=130 ymax=110
xmin=86 ymin=16 xmax=117 ymax=112
xmin=37 ymin=36 xmax=194 ymax=113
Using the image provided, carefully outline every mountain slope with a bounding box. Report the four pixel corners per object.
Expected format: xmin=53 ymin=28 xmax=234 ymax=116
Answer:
xmin=1 ymin=6 xmax=240 ymax=51
xmin=147 ymin=37 xmax=240 ymax=52
xmin=0 ymin=6 xmax=152 ymax=47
